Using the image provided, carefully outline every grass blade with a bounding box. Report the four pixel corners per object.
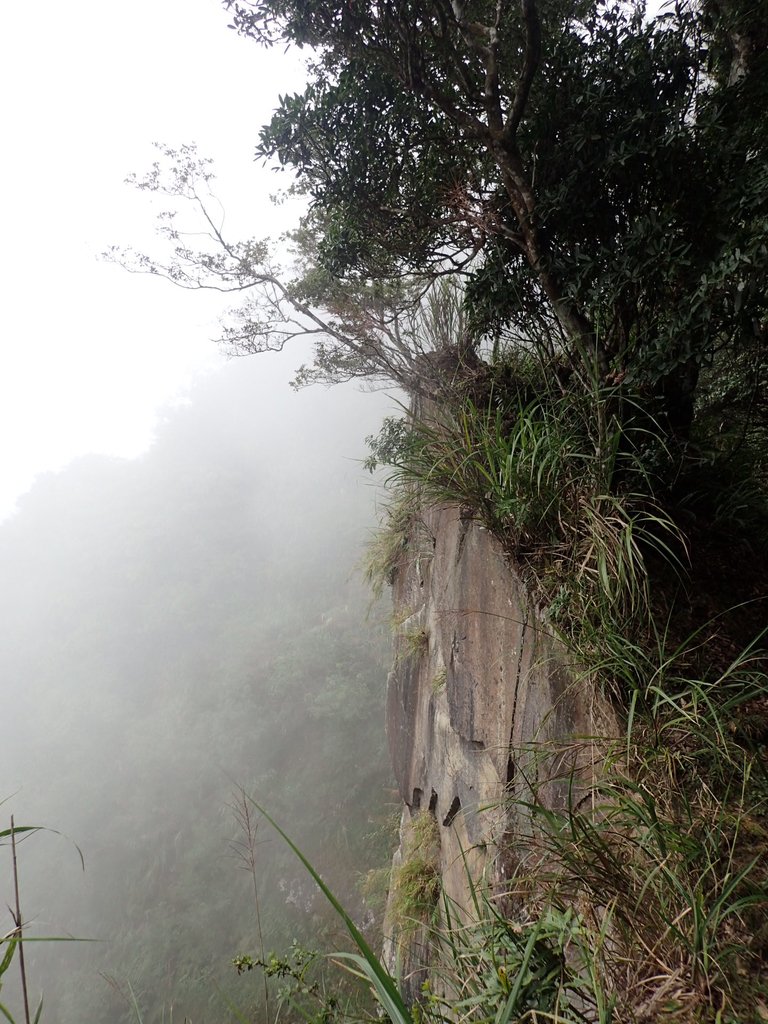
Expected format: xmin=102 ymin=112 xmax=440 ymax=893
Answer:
xmin=244 ymin=796 xmax=412 ymax=1021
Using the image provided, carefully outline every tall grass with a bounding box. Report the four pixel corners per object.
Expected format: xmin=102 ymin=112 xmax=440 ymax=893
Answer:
xmin=517 ymin=758 xmax=768 ymax=1020
xmin=364 ymin=358 xmax=768 ymax=1020
xmin=237 ymin=796 xmax=616 ymax=1024
xmin=228 ymin=759 xmax=767 ymax=1022
xmin=426 ymin=893 xmax=613 ymax=1023
xmin=362 ymin=482 xmax=438 ymax=613
xmin=381 ymin=387 xmax=686 ymax=637
xmin=389 ymin=812 xmax=441 ymax=940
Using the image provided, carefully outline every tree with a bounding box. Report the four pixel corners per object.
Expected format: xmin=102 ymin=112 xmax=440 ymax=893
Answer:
xmin=106 ymin=143 xmax=478 ymax=397
xmin=220 ymin=0 xmax=766 ymax=432
xmin=113 ymin=0 xmax=766 ymax=434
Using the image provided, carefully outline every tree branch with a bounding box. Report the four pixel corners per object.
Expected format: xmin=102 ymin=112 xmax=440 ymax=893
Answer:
xmin=502 ymin=0 xmax=541 ymax=142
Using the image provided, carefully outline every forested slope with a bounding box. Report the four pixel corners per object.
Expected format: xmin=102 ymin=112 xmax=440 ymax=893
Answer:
xmin=0 ymin=359 xmax=394 ymax=1023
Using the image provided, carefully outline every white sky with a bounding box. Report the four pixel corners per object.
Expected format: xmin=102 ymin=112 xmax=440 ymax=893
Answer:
xmin=0 ymin=0 xmax=308 ymax=520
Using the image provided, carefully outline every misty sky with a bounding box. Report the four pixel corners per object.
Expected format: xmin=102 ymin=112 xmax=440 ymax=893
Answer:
xmin=0 ymin=0 xmax=308 ymax=519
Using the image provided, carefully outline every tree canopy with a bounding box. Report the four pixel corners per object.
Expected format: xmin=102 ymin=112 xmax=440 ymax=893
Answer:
xmin=113 ymin=0 xmax=766 ymax=430
xmin=228 ymin=0 xmax=767 ymax=425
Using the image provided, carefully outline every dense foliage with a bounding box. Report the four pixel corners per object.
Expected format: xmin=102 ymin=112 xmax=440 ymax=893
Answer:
xmin=221 ymin=0 xmax=767 ymax=434
xmin=114 ymin=0 xmax=768 ymax=434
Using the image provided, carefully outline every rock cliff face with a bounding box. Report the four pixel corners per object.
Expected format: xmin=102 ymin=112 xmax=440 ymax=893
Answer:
xmin=383 ymin=502 xmax=617 ymax=998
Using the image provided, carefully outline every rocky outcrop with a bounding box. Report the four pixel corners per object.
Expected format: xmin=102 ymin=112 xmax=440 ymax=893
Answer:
xmin=383 ymin=502 xmax=617 ymax=998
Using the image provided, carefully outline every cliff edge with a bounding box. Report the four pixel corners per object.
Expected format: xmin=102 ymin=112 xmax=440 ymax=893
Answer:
xmin=383 ymin=501 xmax=617 ymax=999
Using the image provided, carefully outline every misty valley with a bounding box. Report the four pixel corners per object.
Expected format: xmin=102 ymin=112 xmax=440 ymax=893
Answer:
xmin=4 ymin=0 xmax=768 ymax=1018
xmin=1 ymin=361 xmax=395 ymax=1022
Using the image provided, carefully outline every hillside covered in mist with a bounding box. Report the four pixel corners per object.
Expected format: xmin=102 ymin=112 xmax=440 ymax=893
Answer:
xmin=0 ymin=359 xmax=395 ymax=1023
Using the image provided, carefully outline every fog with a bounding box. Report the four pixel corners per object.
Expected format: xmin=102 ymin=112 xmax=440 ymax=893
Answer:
xmin=0 ymin=355 xmax=395 ymax=1022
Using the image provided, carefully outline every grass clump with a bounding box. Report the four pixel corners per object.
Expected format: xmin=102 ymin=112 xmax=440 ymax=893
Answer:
xmin=431 ymin=668 xmax=447 ymax=693
xmin=363 ymin=487 xmax=421 ymax=600
xmin=390 ymin=812 xmax=441 ymax=939
xmin=516 ymin=752 xmax=768 ymax=1022
xmin=390 ymin=608 xmax=430 ymax=664
xmin=423 ymin=895 xmax=612 ymax=1023
xmin=359 ymin=865 xmax=392 ymax=918
xmin=399 ymin=626 xmax=429 ymax=662
xmin=368 ymin=353 xmax=768 ymax=1018
xmin=383 ymin=381 xmax=685 ymax=641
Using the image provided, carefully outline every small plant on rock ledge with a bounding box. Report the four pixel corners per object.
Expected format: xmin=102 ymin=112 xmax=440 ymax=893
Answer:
xmin=431 ymin=668 xmax=447 ymax=694
xmin=390 ymin=610 xmax=431 ymax=665
xmin=390 ymin=811 xmax=441 ymax=940
xmin=400 ymin=626 xmax=429 ymax=662
xmin=363 ymin=486 xmax=422 ymax=600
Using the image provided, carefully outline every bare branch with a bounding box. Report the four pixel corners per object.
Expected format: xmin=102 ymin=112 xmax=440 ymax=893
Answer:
xmin=112 ymin=145 xmax=486 ymax=396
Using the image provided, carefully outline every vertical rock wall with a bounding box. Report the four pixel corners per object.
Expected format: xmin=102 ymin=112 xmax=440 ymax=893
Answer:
xmin=383 ymin=503 xmax=617 ymax=998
